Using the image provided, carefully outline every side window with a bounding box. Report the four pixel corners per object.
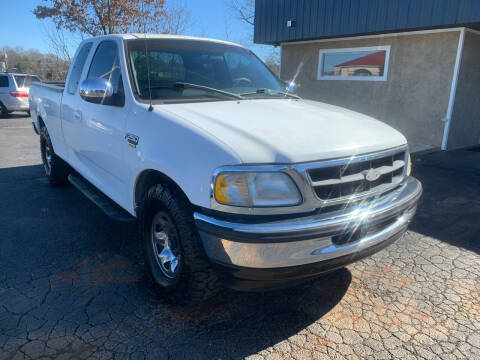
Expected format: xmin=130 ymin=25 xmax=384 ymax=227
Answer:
xmin=0 ymin=75 xmax=9 ymax=87
xmin=87 ymin=41 xmax=125 ymax=107
xmin=317 ymin=46 xmax=390 ymax=81
xmin=67 ymin=42 xmax=92 ymax=94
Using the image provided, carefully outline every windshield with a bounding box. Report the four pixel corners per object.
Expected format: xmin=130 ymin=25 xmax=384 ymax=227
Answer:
xmin=126 ymin=39 xmax=286 ymax=101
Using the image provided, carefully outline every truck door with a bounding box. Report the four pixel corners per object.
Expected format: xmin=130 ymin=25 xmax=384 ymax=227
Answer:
xmin=62 ymin=41 xmax=93 ymax=163
xmin=75 ymin=39 xmax=130 ymax=207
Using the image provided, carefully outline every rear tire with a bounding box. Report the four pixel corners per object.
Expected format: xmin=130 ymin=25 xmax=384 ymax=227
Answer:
xmin=140 ymin=184 xmax=221 ymax=305
xmin=0 ymin=102 xmax=8 ymax=118
xmin=40 ymin=126 xmax=70 ymax=186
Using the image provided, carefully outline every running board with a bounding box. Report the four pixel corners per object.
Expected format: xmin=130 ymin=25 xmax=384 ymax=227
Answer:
xmin=68 ymin=173 xmax=134 ymax=222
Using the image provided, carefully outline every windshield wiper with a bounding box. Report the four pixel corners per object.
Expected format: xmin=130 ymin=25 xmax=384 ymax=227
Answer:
xmin=144 ymin=82 xmax=243 ymax=100
xmin=240 ymin=88 xmax=300 ymax=99
xmin=174 ymin=82 xmax=243 ymax=99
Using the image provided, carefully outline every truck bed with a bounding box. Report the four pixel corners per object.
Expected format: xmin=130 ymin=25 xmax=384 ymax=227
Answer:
xmin=29 ymin=81 xmax=65 ymax=156
xmin=33 ymin=81 xmax=65 ymax=92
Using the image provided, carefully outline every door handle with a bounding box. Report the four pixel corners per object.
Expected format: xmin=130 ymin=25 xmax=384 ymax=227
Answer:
xmin=125 ymin=133 xmax=139 ymax=148
xmin=74 ymin=111 xmax=81 ymax=121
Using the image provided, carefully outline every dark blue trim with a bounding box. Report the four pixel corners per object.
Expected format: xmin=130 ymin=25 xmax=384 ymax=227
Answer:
xmin=254 ymin=0 xmax=480 ymax=44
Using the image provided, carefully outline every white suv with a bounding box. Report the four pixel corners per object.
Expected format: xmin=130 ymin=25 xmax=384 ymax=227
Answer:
xmin=0 ymin=73 xmax=41 ymax=117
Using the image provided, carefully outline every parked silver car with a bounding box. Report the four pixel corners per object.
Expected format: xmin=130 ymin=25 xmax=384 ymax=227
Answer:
xmin=0 ymin=73 xmax=41 ymax=117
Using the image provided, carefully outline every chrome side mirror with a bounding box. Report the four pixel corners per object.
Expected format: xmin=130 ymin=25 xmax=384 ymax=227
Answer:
xmin=79 ymin=78 xmax=113 ymax=102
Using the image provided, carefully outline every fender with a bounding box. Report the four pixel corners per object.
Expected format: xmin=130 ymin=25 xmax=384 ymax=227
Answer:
xmin=125 ymin=108 xmax=243 ymax=216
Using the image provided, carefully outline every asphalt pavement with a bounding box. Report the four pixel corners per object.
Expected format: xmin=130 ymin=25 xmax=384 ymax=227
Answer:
xmin=1 ymin=114 xmax=479 ymax=359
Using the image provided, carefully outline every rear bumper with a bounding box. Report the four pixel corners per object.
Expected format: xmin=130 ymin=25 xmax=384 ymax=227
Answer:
xmin=3 ymin=97 xmax=29 ymax=111
xmin=194 ymin=176 xmax=422 ymax=290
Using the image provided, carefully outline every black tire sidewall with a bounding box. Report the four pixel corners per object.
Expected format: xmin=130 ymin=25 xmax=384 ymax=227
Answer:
xmin=0 ymin=103 xmax=7 ymax=118
xmin=40 ymin=127 xmax=53 ymax=177
xmin=39 ymin=126 xmax=69 ymax=185
xmin=140 ymin=184 xmax=221 ymax=305
xmin=143 ymin=195 xmax=184 ymax=288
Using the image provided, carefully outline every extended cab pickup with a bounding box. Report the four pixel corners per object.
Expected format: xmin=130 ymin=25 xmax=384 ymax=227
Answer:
xmin=29 ymin=34 xmax=422 ymax=303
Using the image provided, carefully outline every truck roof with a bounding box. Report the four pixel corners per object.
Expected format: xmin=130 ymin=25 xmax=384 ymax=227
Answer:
xmin=94 ymin=33 xmax=246 ymax=49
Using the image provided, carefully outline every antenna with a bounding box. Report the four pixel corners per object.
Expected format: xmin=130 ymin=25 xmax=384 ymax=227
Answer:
xmin=143 ymin=30 xmax=153 ymax=111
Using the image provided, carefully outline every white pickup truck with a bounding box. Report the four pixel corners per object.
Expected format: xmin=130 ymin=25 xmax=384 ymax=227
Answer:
xmin=30 ymin=34 xmax=422 ymax=304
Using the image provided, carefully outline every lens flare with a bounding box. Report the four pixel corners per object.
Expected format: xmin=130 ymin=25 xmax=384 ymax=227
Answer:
xmin=292 ymin=59 xmax=304 ymax=83
xmin=286 ymin=58 xmax=305 ymax=94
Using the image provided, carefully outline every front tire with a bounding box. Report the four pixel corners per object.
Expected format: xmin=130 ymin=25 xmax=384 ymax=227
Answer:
xmin=141 ymin=184 xmax=221 ymax=305
xmin=40 ymin=126 xmax=70 ymax=186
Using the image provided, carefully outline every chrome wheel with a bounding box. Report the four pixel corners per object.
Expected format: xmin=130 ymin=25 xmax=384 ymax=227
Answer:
xmin=44 ymin=143 xmax=52 ymax=171
xmin=151 ymin=211 xmax=181 ymax=279
xmin=41 ymin=136 xmax=52 ymax=175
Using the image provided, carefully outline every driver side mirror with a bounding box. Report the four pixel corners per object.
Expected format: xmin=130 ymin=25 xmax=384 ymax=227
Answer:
xmin=79 ymin=78 xmax=113 ymax=103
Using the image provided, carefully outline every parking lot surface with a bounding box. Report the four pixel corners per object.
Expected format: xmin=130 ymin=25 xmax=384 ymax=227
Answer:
xmin=1 ymin=114 xmax=480 ymax=360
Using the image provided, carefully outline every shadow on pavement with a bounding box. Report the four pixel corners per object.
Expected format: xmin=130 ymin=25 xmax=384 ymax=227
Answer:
xmin=2 ymin=151 xmax=479 ymax=358
xmin=409 ymin=150 xmax=480 ymax=255
xmin=0 ymin=163 xmax=44 ymax=182
xmin=0 ymin=164 xmax=351 ymax=359
xmin=6 ymin=113 xmax=29 ymax=119
xmin=147 ymin=269 xmax=351 ymax=359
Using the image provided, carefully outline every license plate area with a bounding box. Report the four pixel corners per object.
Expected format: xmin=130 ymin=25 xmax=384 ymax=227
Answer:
xmin=331 ymin=217 xmax=398 ymax=246
xmin=332 ymin=226 xmax=365 ymax=246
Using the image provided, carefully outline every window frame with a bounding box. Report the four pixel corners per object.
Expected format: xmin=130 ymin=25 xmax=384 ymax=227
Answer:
xmin=317 ymin=45 xmax=391 ymax=82
xmin=67 ymin=42 xmax=93 ymax=95
xmin=85 ymin=40 xmax=125 ymax=107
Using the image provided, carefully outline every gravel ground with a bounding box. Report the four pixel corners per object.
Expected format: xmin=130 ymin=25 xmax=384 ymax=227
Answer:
xmin=1 ymin=115 xmax=479 ymax=359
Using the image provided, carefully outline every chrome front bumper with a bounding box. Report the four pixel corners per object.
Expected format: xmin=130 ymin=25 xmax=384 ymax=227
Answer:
xmin=194 ymin=177 xmax=422 ymax=275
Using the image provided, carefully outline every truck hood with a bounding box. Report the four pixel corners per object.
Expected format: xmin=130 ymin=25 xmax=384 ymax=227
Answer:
xmin=158 ymin=99 xmax=407 ymax=164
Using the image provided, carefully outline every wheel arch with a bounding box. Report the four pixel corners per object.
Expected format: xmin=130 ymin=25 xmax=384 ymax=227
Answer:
xmin=37 ymin=115 xmax=45 ymax=129
xmin=134 ymin=169 xmax=192 ymax=216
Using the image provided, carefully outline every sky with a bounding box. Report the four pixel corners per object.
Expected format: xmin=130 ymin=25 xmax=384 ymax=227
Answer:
xmin=0 ymin=0 xmax=275 ymax=60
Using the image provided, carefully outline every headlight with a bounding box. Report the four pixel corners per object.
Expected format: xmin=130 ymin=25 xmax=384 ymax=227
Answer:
xmin=214 ymin=172 xmax=302 ymax=207
xmin=407 ymin=155 xmax=412 ymax=176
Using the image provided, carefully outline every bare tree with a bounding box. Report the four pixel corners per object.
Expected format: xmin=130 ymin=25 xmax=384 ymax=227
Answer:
xmin=229 ymin=0 xmax=255 ymax=26
xmin=264 ymin=50 xmax=280 ymax=76
xmin=223 ymin=19 xmax=232 ymax=41
xmin=157 ymin=1 xmax=194 ymax=35
xmin=33 ymin=0 xmax=166 ymax=36
xmin=227 ymin=0 xmax=281 ymax=76
xmin=34 ymin=0 xmax=194 ymax=64
xmin=0 ymin=46 xmax=69 ymax=80
xmin=43 ymin=26 xmax=75 ymax=62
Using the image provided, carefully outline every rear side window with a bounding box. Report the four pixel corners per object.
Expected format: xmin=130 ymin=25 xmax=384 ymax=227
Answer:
xmin=87 ymin=40 xmax=125 ymax=107
xmin=67 ymin=42 xmax=93 ymax=95
xmin=17 ymin=75 xmax=41 ymax=88
xmin=0 ymin=75 xmax=8 ymax=87
xmin=14 ymin=76 xmax=26 ymax=88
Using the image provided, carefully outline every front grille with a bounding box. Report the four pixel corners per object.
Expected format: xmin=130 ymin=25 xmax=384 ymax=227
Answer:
xmin=308 ymin=149 xmax=407 ymax=202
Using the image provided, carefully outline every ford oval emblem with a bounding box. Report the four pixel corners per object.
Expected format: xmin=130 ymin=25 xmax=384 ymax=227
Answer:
xmin=365 ymin=169 xmax=381 ymax=182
